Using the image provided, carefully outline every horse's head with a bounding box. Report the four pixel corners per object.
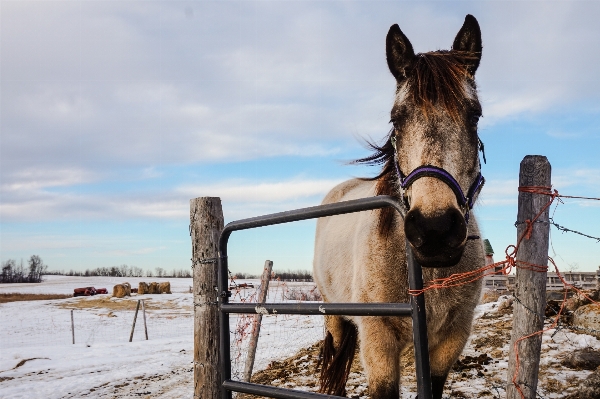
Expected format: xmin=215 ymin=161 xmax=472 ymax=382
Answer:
xmin=385 ymin=15 xmax=484 ymax=268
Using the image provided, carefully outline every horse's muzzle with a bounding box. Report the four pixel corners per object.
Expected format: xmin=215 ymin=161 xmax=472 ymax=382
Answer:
xmin=404 ymin=207 xmax=467 ymax=268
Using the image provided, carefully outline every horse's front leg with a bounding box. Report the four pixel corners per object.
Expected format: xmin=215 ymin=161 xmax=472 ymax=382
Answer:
xmin=359 ymin=317 xmax=405 ymax=399
xmin=427 ymin=325 xmax=472 ymax=399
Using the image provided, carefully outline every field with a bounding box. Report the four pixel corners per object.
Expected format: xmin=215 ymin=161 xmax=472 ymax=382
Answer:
xmin=1 ymin=276 xmax=599 ymax=398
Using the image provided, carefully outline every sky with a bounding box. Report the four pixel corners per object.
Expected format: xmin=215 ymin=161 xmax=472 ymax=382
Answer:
xmin=2 ymin=0 xmax=600 ymax=275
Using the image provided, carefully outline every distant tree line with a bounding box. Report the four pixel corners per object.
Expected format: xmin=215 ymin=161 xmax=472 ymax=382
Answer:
xmin=46 ymin=265 xmax=192 ymax=278
xmin=1 ymin=255 xmax=48 ymax=283
xmin=231 ymin=269 xmax=313 ymax=282
xmin=274 ymin=269 xmax=313 ymax=282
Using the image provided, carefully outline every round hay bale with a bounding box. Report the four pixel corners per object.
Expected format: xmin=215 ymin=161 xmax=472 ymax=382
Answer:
xmin=122 ymin=282 xmax=131 ymax=296
xmin=112 ymin=284 xmax=126 ymax=298
xmin=148 ymin=282 xmax=159 ymax=294
xmin=480 ymin=289 xmax=501 ymax=304
xmin=138 ymin=282 xmax=149 ymax=295
xmin=572 ymin=303 xmax=600 ymax=338
xmin=158 ymin=282 xmax=171 ymax=294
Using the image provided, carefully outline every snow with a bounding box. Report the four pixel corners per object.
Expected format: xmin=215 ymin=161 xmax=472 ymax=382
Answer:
xmin=0 ymin=276 xmax=323 ymax=398
xmin=1 ymin=277 xmax=599 ymax=398
xmin=0 ymin=275 xmax=194 ymax=295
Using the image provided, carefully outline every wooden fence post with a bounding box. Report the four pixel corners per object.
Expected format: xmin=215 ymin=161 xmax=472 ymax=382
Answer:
xmin=141 ymin=299 xmax=148 ymax=340
xmin=71 ymin=309 xmax=75 ymax=344
xmin=191 ymin=197 xmax=224 ymax=399
xmin=507 ymin=155 xmax=551 ymax=399
xmin=130 ymin=300 xmax=141 ymax=342
xmin=243 ymin=260 xmax=274 ymax=382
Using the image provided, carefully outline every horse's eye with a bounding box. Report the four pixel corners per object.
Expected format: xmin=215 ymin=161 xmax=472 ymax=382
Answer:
xmin=469 ymin=114 xmax=481 ymax=126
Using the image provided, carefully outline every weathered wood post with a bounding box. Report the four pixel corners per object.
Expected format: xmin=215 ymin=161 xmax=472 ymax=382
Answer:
xmin=243 ymin=260 xmax=274 ymax=382
xmin=71 ymin=309 xmax=75 ymax=344
xmin=129 ymin=300 xmax=141 ymax=342
xmin=507 ymin=155 xmax=551 ymax=399
xmin=191 ymin=197 xmax=224 ymax=399
xmin=141 ymin=299 xmax=148 ymax=340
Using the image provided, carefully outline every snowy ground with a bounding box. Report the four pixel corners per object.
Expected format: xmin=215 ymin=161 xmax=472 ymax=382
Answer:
xmin=241 ymin=297 xmax=600 ymax=399
xmin=1 ymin=276 xmax=599 ymax=398
xmin=0 ymin=276 xmax=323 ymax=399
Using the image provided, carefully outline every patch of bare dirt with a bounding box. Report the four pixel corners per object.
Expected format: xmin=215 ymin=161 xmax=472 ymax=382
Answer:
xmin=235 ymin=298 xmax=598 ymax=398
xmin=237 ymin=342 xmax=366 ymax=398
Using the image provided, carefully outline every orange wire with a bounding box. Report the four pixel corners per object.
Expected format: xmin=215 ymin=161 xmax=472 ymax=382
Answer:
xmin=409 ymin=186 xmax=599 ymax=398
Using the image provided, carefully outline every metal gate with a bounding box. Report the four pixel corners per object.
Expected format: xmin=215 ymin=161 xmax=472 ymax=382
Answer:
xmin=217 ymin=195 xmax=432 ymax=399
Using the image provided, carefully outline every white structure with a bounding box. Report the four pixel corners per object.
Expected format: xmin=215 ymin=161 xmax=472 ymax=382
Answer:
xmin=506 ymin=268 xmax=600 ymax=292
xmin=480 ymin=239 xmax=599 ymax=292
xmin=545 ymin=269 xmax=599 ymax=291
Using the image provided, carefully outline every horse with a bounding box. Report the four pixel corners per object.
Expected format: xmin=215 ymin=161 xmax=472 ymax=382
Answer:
xmin=313 ymin=15 xmax=486 ymax=399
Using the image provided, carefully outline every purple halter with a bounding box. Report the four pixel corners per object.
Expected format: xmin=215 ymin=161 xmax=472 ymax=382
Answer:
xmin=391 ymin=137 xmax=485 ymax=223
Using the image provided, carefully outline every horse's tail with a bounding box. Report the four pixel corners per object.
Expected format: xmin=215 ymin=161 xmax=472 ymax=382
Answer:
xmin=317 ymin=318 xmax=357 ymax=396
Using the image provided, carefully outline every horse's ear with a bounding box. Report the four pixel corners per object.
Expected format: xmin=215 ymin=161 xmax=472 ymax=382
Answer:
xmin=386 ymin=24 xmax=415 ymax=82
xmin=452 ymin=14 xmax=482 ymax=75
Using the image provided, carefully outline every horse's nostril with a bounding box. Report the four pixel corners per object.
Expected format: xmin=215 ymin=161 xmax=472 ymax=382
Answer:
xmin=404 ymin=208 xmax=467 ymax=251
xmin=404 ymin=209 xmax=426 ymax=248
xmin=445 ymin=209 xmax=467 ymax=248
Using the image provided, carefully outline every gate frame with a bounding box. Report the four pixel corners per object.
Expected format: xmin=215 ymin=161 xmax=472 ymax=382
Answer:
xmin=217 ymin=195 xmax=432 ymax=399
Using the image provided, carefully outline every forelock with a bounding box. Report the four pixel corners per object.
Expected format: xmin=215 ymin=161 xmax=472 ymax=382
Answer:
xmin=404 ymin=51 xmax=478 ymax=121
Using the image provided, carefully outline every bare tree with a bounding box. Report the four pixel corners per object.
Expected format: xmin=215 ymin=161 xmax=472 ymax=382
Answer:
xmin=28 ymin=255 xmax=47 ymax=282
xmin=1 ymin=256 xmax=46 ymax=283
xmin=1 ymin=259 xmax=16 ymax=283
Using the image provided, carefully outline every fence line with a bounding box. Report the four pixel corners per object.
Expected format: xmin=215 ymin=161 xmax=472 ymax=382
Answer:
xmin=190 ymin=155 xmax=600 ymax=399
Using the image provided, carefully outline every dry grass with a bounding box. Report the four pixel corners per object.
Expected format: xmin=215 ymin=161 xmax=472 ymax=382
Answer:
xmin=58 ymin=297 xmax=156 ymax=311
xmin=56 ymin=296 xmax=192 ymax=312
xmin=0 ymin=293 xmax=72 ymax=304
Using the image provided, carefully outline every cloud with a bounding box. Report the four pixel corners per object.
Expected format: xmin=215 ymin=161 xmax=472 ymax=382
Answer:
xmin=477 ymin=178 xmax=518 ymax=207
xmin=546 ymin=130 xmax=583 ymax=139
xmin=2 ymin=167 xmax=99 ymax=193
xmin=553 ymin=169 xmax=600 ymax=197
xmin=177 ymin=179 xmax=343 ymax=204
xmin=0 ymin=172 xmax=345 ymax=222
xmin=479 ymin=90 xmax=560 ymax=126
xmin=475 ymin=168 xmax=600 ymax=210
xmin=2 ymin=1 xmax=600 ymax=228
xmin=102 ymin=246 xmax=168 ymax=257
xmin=4 ymin=2 xmax=600 ymax=177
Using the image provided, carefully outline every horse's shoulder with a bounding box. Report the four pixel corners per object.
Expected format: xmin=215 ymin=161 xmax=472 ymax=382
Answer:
xmin=321 ymin=178 xmax=373 ymax=205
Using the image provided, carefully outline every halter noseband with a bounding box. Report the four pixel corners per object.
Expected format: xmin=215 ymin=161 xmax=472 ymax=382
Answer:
xmin=390 ymin=136 xmax=485 ymax=223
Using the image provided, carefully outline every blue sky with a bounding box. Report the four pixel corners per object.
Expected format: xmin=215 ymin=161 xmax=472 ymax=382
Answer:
xmin=2 ymin=1 xmax=600 ymax=275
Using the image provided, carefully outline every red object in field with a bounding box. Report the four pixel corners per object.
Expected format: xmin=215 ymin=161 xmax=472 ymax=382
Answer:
xmin=95 ymin=288 xmax=108 ymax=294
xmin=229 ymin=283 xmax=255 ymax=290
xmin=73 ymin=287 xmax=97 ymax=297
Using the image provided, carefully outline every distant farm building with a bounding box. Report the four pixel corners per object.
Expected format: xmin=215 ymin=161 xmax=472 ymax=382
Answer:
xmin=482 ymin=239 xmax=600 ymax=292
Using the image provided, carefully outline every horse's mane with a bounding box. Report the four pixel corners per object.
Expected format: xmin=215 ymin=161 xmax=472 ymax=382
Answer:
xmin=353 ymin=50 xmax=477 ymax=235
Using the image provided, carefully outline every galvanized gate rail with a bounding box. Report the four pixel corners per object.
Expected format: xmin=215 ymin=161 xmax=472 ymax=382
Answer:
xmin=217 ymin=195 xmax=432 ymax=399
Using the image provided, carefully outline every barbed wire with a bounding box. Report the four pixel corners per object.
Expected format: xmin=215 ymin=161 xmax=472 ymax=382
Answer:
xmin=549 ymin=218 xmax=600 ymax=242
xmin=514 ymin=218 xmax=600 ymax=242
